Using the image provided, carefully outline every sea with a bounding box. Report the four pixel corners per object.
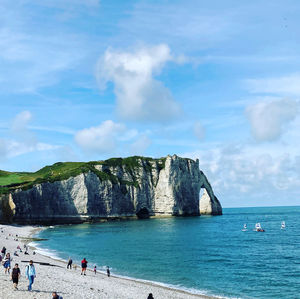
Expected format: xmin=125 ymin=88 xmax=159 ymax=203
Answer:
xmin=33 ymin=206 xmax=300 ymax=299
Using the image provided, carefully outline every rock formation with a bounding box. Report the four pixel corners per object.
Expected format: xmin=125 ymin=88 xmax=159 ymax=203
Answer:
xmin=0 ymin=155 xmax=222 ymax=224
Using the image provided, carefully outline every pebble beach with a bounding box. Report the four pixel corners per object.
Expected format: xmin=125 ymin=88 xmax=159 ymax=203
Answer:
xmin=0 ymin=225 xmax=214 ymax=299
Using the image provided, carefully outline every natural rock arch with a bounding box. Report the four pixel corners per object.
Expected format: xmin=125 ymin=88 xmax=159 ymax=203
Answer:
xmin=199 ymin=187 xmax=222 ymax=215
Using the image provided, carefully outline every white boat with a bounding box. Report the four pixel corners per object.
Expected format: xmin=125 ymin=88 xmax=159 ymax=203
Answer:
xmin=242 ymin=224 xmax=247 ymax=231
xmin=281 ymin=221 xmax=286 ymax=229
xmin=254 ymin=223 xmax=265 ymax=232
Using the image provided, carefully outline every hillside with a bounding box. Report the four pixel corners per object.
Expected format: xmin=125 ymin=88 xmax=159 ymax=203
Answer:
xmin=0 ymin=156 xmax=166 ymax=195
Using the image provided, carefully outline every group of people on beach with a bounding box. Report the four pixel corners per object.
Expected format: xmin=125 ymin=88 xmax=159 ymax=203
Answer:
xmin=1 ymin=229 xmax=155 ymax=298
xmin=1 ymin=242 xmax=36 ymax=291
xmin=0 ymin=230 xmax=63 ymax=298
xmin=68 ymin=256 xmax=110 ymax=277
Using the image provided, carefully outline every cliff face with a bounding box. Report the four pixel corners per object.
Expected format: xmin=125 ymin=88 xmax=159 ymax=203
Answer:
xmin=0 ymin=155 xmax=222 ymax=224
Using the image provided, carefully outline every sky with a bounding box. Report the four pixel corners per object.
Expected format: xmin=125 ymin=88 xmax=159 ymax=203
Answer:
xmin=1 ymin=0 xmax=300 ymax=208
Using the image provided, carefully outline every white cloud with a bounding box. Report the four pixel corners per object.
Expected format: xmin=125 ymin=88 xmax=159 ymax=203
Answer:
xmin=245 ymin=74 xmax=300 ymax=96
xmin=194 ymin=121 xmax=205 ymax=141
xmin=10 ymin=110 xmax=37 ymax=146
xmin=184 ymin=143 xmax=300 ymax=207
xmin=5 ymin=140 xmax=60 ymax=158
xmin=11 ymin=110 xmax=32 ymax=132
xmin=75 ymin=120 xmax=152 ymax=156
xmin=75 ymin=120 xmax=127 ymax=153
xmin=0 ymin=111 xmax=60 ymax=161
xmin=130 ymin=134 xmax=151 ymax=155
xmin=96 ymin=44 xmax=182 ymax=122
xmin=246 ymin=98 xmax=299 ymax=142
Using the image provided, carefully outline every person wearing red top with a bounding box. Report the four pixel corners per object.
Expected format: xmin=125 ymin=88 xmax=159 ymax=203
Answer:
xmin=81 ymin=258 xmax=88 ymax=275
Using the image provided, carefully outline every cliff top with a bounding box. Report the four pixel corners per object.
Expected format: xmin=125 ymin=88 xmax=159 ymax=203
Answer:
xmin=0 ymin=156 xmax=179 ymax=195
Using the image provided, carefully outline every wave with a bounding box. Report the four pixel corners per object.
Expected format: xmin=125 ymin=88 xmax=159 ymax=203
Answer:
xmin=29 ymin=241 xmax=66 ymax=262
xmin=29 ymin=239 xmax=240 ymax=299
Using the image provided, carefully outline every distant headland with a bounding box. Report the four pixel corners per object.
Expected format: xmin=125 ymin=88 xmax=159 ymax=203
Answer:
xmin=0 ymin=155 xmax=222 ymax=224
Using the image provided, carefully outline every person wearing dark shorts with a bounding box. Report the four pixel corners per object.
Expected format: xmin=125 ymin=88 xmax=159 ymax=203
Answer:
xmin=67 ymin=258 xmax=72 ymax=269
xmin=11 ymin=263 xmax=21 ymax=290
xmin=81 ymin=258 xmax=88 ymax=275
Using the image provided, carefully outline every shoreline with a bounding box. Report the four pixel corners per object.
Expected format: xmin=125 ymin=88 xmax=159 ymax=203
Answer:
xmin=30 ymin=227 xmax=218 ymax=299
xmin=0 ymin=224 xmax=219 ymax=299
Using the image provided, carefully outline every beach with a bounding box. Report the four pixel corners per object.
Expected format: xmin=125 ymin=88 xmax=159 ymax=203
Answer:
xmin=0 ymin=225 xmax=214 ymax=299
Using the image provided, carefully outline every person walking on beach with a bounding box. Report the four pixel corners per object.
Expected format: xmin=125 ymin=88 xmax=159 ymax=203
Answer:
xmin=25 ymin=260 xmax=36 ymax=291
xmin=11 ymin=263 xmax=21 ymax=290
xmin=106 ymin=266 xmax=110 ymax=277
xmin=81 ymin=258 xmax=88 ymax=275
xmin=93 ymin=265 xmax=97 ymax=274
xmin=3 ymin=252 xmax=12 ymax=274
xmin=67 ymin=258 xmax=72 ymax=269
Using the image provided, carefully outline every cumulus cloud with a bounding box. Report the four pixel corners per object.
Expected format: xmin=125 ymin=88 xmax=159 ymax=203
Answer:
xmin=194 ymin=121 xmax=205 ymax=141
xmin=246 ymin=98 xmax=299 ymax=142
xmin=184 ymin=145 xmax=300 ymax=206
xmin=75 ymin=120 xmax=152 ymax=155
xmin=75 ymin=120 xmax=126 ymax=153
xmin=96 ymin=44 xmax=182 ymax=122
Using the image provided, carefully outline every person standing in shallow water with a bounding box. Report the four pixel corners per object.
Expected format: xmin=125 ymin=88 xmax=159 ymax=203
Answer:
xmin=81 ymin=258 xmax=88 ymax=275
xmin=11 ymin=263 xmax=21 ymax=290
xmin=25 ymin=260 xmax=36 ymax=291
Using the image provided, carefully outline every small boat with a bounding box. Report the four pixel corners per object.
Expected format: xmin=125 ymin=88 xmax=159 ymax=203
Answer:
xmin=254 ymin=223 xmax=265 ymax=232
xmin=242 ymin=224 xmax=247 ymax=231
xmin=49 ymin=226 xmax=55 ymax=229
xmin=281 ymin=221 xmax=286 ymax=229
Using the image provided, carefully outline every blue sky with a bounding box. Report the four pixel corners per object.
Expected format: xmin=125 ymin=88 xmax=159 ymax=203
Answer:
xmin=1 ymin=0 xmax=300 ymax=207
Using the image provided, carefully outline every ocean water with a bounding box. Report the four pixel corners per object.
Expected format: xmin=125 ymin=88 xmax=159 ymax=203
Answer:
xmin=35 ymin=206 xmax=300 ymax=299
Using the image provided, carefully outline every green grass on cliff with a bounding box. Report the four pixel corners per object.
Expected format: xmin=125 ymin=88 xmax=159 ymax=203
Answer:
xmin=0 ymin=156 xmax=166 ymax=195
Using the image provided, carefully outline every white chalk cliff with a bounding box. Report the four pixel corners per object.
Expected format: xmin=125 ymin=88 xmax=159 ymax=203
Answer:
xmin=0 ymin=155 xmax=222 ymax=224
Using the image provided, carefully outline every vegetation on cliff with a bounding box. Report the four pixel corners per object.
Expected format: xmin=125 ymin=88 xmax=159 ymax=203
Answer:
xmin=0 ymin=156 xmax=166 ymax=195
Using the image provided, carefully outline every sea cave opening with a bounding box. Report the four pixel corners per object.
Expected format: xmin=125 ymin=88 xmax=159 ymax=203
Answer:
xmin=136 ymin=207 xmax=150 ymax=219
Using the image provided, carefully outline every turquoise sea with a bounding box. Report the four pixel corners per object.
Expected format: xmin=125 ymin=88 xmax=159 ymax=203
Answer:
xmin=35 ymin=206 xmax=300 ymax=299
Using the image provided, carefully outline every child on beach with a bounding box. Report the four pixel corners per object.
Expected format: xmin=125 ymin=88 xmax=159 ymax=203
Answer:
xmin=106 ymin=266 xmax=110 ymax=277
xmin=93 ymin=265 xmax=97 ymax=274
xmin=81 ymin=258 xmax=88 ymax=275
xmin=11 ymin=263 xmax=21 ymax=290
xmin=25 ymin=260 xmax=36 ymax=291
